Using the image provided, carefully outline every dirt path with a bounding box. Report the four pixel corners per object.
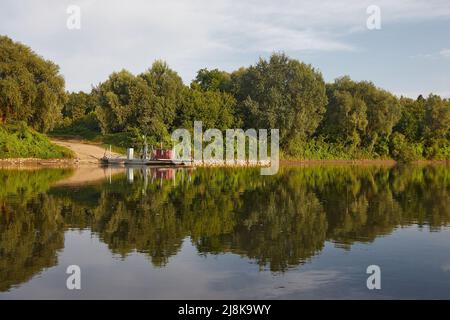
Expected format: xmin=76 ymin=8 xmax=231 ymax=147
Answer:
xmin=51 ymin=139 xmax=122 ymax=164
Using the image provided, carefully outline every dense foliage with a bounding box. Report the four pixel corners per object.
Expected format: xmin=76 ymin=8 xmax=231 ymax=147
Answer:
xmin=0 ymin=36 xmax=65 ymax=132
xmin=229 ymin=54 xmax=328 ymax=152
xmin=2 ymin=35 xmax=450 ymax=161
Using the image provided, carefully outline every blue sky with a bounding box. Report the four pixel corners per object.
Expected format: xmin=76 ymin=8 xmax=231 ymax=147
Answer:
xmin=1 ymin=0 xmax=449 ymax=97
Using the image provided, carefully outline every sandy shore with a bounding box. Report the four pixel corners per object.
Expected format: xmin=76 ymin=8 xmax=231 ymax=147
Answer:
xmin=50 ymin=139 xmax=122 ymax=164
xmin=0 ymin=139 xmax=122 ymax=167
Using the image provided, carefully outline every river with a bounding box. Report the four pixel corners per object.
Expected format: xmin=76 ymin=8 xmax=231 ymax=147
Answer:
xmin=1 ymin=165 xmax=450 ymax=299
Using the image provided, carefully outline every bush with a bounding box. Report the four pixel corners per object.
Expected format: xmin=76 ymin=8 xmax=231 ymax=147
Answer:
xmin=389 ymin=132 xmax=421 ymax=162
xmin=424 ymin=138 xmax=450 ymax=160
xmin=102 ymin=131 xmax=138 ymax=154
xmin=50 ymin=112 xmax=101 ymax=140
xmin=285 ymin=137 xmax=360 ymax=160
xmin=0 ymin=122 xmax=74 ymax=159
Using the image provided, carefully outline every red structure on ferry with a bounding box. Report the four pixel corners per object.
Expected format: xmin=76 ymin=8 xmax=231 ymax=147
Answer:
xmin=153 ymin=149 xmax=173 ymax=160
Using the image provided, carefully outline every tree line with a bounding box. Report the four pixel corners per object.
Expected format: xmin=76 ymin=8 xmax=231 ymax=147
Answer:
xmin=2 ymin=35 xmax=450 ymax=160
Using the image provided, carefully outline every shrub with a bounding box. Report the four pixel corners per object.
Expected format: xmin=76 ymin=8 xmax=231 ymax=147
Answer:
xmin=0 ymin=122 xmax=74 ymax=159
xmin=51 ymin=112 xmax=101 ymax=140
xmin=389 ymin=132 xmax=421 ymax=162
xmin=424 ymin=138 xmax=450 ymax=160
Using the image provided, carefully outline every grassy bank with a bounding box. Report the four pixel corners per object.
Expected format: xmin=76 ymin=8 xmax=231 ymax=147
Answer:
xmin=0 ymin=123 xmax=75 ymax=159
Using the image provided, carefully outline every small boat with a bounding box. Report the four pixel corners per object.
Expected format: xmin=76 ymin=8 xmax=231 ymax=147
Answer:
xmin=100 ymin=156 xmax=126 ymax=165
xmin=100 ymin=145 xmax=126 ymax=165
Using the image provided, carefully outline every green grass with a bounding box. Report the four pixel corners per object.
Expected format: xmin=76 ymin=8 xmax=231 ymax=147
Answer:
xmin=0 ymin=123 xmax=74 ymax=159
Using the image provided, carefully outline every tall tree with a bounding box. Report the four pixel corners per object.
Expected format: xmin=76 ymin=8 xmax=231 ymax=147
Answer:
xmin=322 ymin=76 xmax=401 ymax=154
xmin=424 ymin=94 xmax=450 ymax=141
xmin=139 ymin=60 xmax=184 ymax=131
xmin=230 ymin=53 xmax=327 ymax=151
xmin=322 ymin=86 xmax=368 ymax=148
xmin=193 ymin=68 xmax=231 ymax=92
xmin=176 ymin=84 xmax=236 ymax=131
xmin=393 ymin=95 xmax=426 ymax=143
xmin=0 ymin=36 xmax=66 ymax=132
xmin=93 ymin=70 xmax=156 ymax=135
xmin=63 ymin=91 xmax=95 ymax=121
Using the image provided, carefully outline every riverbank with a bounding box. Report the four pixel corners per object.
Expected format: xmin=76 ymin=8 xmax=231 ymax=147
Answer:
xmin=0 ymin=123 xmax=74 ymax=160
xmin=0 ymin=158 xmax=78 ymax=167
xmin=0 ymin=138 xmax=120 ymax=167
xmin=3 ymin=157 xmax=450 ymax=169
xmin=2 ymin=135 xmax=450 ymax=168
xmin=50 ymin=138 xmax=122 ymax=164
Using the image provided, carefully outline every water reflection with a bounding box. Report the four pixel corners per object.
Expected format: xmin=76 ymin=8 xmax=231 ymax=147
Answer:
xmin=1 ymin=165 xmax=450 ymax=292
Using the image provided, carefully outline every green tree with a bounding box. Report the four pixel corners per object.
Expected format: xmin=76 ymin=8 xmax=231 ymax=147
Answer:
xmin=176 ymin=84 xmax=236 ymax=130
xmin=63 ymin=91 xmax=95 ymax=121
xmin=193 ymin=68 xmax=231 ymax=92
xmin=94 ymin=69 xmax=162 ymax=137
xmin=364 ymin=86 xmax=401 ymax=151
xmin=424 ymin=94 xmax=450 ymax=141
xmin=0 ymin=36 xmax=66 ymax=132
xmin=421 ymin=94 xmax=450 ymax=159
xmin=322 ymin=84 xmax=368 ymax=148
xmin=321 ymin=76 xmax=401 ymax=155
xmin=394 ymin=95 xmax=426 ymax=143
xmin=139 ymin=60 xmax=184 ymax=131
xmin=230 ymin=53 xmax=327 ymax=152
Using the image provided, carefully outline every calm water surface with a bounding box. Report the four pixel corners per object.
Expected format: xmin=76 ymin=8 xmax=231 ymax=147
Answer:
xmin=1 ymin=165 xmax=450 ymax=299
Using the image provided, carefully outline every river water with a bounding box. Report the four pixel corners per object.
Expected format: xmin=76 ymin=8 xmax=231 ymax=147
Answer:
xmin=1 ymin=165 xmax=450 ymax=299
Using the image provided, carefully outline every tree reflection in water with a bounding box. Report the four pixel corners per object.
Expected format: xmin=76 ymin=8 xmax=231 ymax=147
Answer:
xmin=1 ymin=164 xmax=450 ymax=291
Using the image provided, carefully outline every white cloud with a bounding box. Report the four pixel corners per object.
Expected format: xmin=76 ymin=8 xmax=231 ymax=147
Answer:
xmin=1 ymin=0 xmax=450 ymax=91
xmin=410 ymin=48 xmax=450 ymax=60
xmin=440 ymin=48 xmax=450 ymax=58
